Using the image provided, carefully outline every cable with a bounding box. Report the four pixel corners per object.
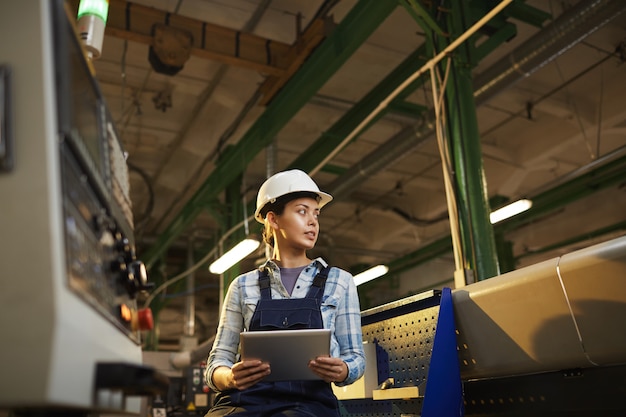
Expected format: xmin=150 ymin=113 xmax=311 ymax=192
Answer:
xmin=127 ymin=162 xmax=155 ymax=233
xmin=143 ymin=245 xmax=218 ymax=308
xmin=308 ymin=0 xmax=514 ymax=176
xmin=430 ymin=53 xmax=465 ymax=277
xmin=142 ymin=200 xmax=260 ymax=308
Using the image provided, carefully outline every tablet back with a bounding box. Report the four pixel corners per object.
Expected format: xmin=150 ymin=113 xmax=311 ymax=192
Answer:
xmin=240 ymin=329 xmax=331 ymax=381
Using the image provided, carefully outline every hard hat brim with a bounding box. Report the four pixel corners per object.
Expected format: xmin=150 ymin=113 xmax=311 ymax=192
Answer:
xmin=255 ymin=190 xmax=333 ymax=223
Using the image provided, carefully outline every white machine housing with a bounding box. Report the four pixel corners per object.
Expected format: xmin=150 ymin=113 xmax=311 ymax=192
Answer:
xmin=0 ymin=1 xmax=160 ymax=413
xmin=453 ymin=235 xmax=626 ymax=379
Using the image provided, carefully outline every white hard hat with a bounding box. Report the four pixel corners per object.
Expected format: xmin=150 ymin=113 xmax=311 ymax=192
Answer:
xmin=255 ymin=169 xmax=333 ymax=223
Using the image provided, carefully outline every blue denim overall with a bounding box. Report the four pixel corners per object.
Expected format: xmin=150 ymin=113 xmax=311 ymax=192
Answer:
xmin=207 ymin=266 xmax=340 ymax=417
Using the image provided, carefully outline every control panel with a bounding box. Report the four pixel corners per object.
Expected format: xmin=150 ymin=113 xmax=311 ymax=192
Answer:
xmin=61 ymin=140 xmax=152 ymax=340
xmin=0 ymin=1 xmax=166 ymax=413
xmin=53 ymin=0 xmax=153 ymax=340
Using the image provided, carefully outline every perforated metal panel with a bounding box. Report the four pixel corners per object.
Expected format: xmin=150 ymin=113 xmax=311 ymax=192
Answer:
xmin=339 ymin=291 xmax=441 ymax=417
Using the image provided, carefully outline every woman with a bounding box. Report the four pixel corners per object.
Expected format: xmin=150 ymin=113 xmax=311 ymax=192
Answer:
xmin=205 ymin=169 xmax=365 ymax=416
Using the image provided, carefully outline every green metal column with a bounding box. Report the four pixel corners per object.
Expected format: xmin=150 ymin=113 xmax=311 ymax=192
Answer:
xmin=495 ymin=231 xmax=515 ymax=273
xmin=221 ymin=174 xmax=245 ymax=298
xmin=438 ymin=1 xmax=499 ymax=281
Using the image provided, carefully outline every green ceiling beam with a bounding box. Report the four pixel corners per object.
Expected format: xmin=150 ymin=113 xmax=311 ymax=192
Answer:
xmin=498 ymin=151 xmax=626 ymax=233
xmin=387 ymin=99 xmax=429 ymax=118
xmin=506 ymin=0 xmax=552 ymax=28
xmin=516 ymin=220 xmax=626 ymax=260
xmin=142 ymin=0 xmax=399 ymax=269
xmin=388 ymin=234 xmax=453 ymax=275
xmin=382 ymin=150 xmax=626 ymax=276
xmin=321 ymin=163 xmax=349 ymax=176
xmin=468 ymin=1 xmax=550 ymax=30
xmin=289 ymin=44 xmax=430 ymax=172
xmin=474 ymin=21 xmax=517 ymax=62
xmin=399 ymin=0 xmax=446 ymax=36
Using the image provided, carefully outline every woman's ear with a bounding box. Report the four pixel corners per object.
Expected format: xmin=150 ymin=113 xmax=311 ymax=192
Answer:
xmin=267 ymin=211 xmax=280 ymax=230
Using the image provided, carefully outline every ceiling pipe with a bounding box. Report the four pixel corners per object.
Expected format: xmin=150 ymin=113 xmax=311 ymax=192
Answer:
xmin=309 ymin=93 xmax=418 ymax=126
xmin=473 ymin=0 xmax=626 ymax=104
xmin=326 ymin=114 xmax=434 ymax=198
xmin=326 ymin=0 xmax=626 ymax=199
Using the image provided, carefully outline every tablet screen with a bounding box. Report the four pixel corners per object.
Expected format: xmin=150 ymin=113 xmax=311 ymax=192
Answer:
xmin=240 ymin=329 xmax=331 ymax=381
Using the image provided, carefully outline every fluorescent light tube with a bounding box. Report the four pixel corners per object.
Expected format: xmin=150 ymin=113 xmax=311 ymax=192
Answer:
xmin=489 ymin=199 xmax=533 ymax=224
xmin=353 ymin=264 xmax=389 ymax=286
xmin=209 ymin=238 xmax=261 ymax=274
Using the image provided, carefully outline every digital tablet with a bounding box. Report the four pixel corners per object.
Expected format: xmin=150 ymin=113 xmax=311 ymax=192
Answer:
xmin=240 ymin=329 xmax=331 ymax=381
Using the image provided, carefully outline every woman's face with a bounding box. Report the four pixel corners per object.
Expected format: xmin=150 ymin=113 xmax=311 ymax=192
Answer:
xmin=271 ymin=196 xmax=320 ymax=251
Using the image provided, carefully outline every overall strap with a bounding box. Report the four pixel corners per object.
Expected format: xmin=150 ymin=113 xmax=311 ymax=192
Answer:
xmin=258 ymin=268 xmax=272 ymax=299
xmin=306 ymin=266 xmax=331 ymax=300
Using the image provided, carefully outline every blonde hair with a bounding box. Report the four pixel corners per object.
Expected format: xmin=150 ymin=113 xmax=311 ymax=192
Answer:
xmin=262 ymin=219 xmax=275 ymax=247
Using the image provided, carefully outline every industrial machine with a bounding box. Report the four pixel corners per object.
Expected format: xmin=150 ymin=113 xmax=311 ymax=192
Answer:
xmin=0 ymin=1 xmax=166 ymax=414
xmin=335 ymin=235 xmax=626 ymax=416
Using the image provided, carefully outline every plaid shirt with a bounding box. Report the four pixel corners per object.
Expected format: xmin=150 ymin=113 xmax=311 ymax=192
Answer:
xmin=205 ymin=257 xmax=366 ymax=391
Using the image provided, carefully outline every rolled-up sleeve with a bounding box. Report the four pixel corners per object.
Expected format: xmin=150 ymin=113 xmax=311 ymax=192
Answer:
xmin=330 ymin=268 xmax=365 ymax=387
xmin=205 ymin=277 xmax=245 ymax=392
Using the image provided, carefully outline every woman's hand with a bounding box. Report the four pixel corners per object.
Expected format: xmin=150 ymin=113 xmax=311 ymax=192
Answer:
xmin=308 ymin=356 xmax=348 ymax=384
xmin=213 ymin=360 xmax=270 ymax=391
xmin=231 ymin=360 xmax=271 ymax=390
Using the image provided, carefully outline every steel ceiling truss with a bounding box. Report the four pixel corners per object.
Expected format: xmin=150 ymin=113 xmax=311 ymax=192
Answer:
xmin=142 ymin=0 xmax=625 ymax=283
xmin=143 ymin=0 xmax=399 ymax=268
